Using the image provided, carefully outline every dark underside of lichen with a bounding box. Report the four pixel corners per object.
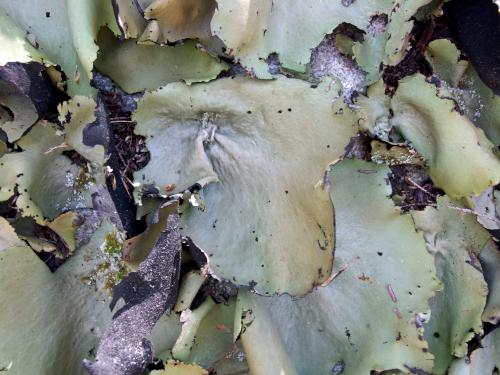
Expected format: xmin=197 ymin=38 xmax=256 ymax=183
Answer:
xmin=382 ymin=15 xmax=450 ymax=95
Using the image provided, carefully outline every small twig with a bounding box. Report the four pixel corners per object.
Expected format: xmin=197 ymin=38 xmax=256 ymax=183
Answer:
xmin=44 ymin=142 xmax=68 ymax=154
xmin=109 ymin=120 xmax=135 ymax=124
xmin=401 ymin=203 xmax=500 ymax=225
xmin=116 ymin=151 xmax=127 ymax=168
xmin=119 ymin=173 xmax=133 ymax=199
xmin=438 ymin=204 xmax=500 ymax=224
xmin=405 ymin=177 xmax=436 ymax=198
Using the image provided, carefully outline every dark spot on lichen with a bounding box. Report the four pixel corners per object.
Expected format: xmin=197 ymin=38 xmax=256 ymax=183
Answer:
xmin=331 ymin=360 xmax=345 ymax=374
xmin=403 ymin=365 xmax=431 ymax=375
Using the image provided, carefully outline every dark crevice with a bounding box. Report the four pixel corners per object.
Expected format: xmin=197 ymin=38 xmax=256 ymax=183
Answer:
xmin=383 ymin=16 xmax=450 ymax=95
xmin=91 ymin=72 xmax=148 ymax=238
xmin=388 ymin=165 xmax=444 ymax=212
xmin=0 ymin=62 xmax=69 ymax=125
xmin=34 ymin=250 xmax=67 ymax=273
xmin=444 ymin=0 xmax=500 ymax=95
xmin=466 ymin=323 xmax=499 ymax=357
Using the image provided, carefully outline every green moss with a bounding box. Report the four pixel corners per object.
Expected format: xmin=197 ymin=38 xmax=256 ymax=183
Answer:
xmin=102 ymin=232 xmax=123 ymax=255
xmin=74 ymin=169 xmax=96 ymax=191
xmin=103 ymin=263 xmax=130 ymax=290
xmin=94 ymin=262 xmax=110 ymax=273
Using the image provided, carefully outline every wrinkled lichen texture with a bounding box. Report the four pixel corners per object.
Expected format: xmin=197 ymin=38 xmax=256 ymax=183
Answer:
xmin=133 ymin=76 xmax=357 ymax=296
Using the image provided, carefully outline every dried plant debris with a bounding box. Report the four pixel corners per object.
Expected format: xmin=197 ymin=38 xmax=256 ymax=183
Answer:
xmin=98 ymin=78 xmax=150 ymax=198
xmin=132 ymin=76 xmax=356 ymax=296
xmin=84 ymin=203 xmax=181 ymax=375
xmin=388 ymin=164 xmax=443 ymax=211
